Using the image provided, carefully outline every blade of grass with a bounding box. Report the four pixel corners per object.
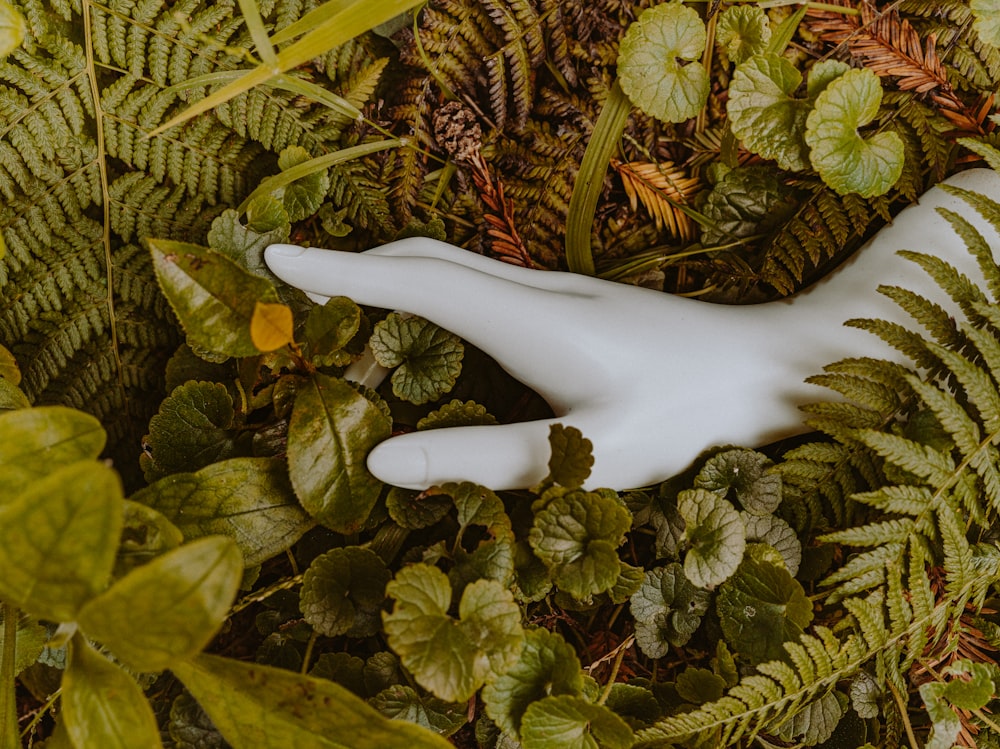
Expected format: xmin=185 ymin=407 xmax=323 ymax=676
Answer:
xmin=270 ymin=0 xmax=360 ymax=46
xmin=766 ymin=2 xmax=808 ymax=54
xmin=237 ymin=139 xmax=404 ymax=212
xmin=565 ymin=80 xmax=631 ymax=276
xmin=236 ymin=0 xmax=276 ymax=66
xmin=148 ymin=0 xmax=425 ymax=138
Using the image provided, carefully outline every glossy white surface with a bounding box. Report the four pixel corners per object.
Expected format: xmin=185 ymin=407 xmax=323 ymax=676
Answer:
xmin=265 ymin=168 xmax=1000 ymax=491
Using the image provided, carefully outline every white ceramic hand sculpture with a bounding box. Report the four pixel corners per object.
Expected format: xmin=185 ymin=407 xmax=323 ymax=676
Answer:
xmin=265 ymin=168 xmax=1000 ymax=492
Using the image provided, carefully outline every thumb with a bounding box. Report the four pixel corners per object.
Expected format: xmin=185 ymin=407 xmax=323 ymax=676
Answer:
xmin=368 ymin=420 xmax=567 ymax=491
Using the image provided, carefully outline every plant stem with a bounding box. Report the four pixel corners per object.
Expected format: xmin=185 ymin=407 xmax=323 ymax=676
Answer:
xmin=597 ymin=635 xmax=634 ymax=706
xmin=0 ymin=605 xmax=19 ymax=747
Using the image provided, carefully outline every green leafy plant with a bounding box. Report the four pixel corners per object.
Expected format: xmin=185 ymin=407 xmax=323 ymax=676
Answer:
xmin=3 ymin=0 xmax=1000 ymax=747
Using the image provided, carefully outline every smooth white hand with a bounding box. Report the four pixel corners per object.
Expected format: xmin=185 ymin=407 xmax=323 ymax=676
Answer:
xmin=265 ymin=168 xmax=1000 ymax=491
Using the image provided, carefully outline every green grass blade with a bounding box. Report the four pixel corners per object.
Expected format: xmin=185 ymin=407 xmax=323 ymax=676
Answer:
xmin=565 ymin=80 xmax=631 ymax=275
xmin=270 ymin=0 xmax=359 ymax=46
xmin=236 ymin=0 xmax=276 ymax=65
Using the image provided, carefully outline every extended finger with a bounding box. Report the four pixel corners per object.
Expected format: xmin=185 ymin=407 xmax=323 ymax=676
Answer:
xmin=366 ymin=418 xmax=567 ymax=491
xmin=264 ymin=244 xmax=612 ymax=406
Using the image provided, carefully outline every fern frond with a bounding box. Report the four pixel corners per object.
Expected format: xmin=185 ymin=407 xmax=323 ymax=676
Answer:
xmin=613 ymin=159 xmax=699 ymax=242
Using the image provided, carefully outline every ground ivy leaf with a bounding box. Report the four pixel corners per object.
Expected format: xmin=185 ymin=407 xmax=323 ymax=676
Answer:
xmin=699 ymin=165 xmax=798 ymax=246
xmin=168 ymin=691 xmax=224 ymax=748
xmin=0 ymin=406 xmax=105 ymax=498
xmin=694 ymin=448 xmax=782 ymax=515
xmin=716 ymin=5 xmax=770 ymax=64
xmin=717 ymin=543 xmax=814 ymax=665
xmin=149 ymin=238 xmax=282 ymax=359
xmin=806 ymin=59 xmax=851 ymax=98
xmin=972 ymin=0 xmax=1000 ymax=47
xmin=140 ymin=381 xmax=237 ymax=483
xmin=805 ymin=68 xmax=904 ymax=197
xmin=450 ymin=537 xmax=515 ymax=592
xmin=276 ymin=145 xmax=331 ymax=222
xmin=386 ymin=487 xmax=452 ymax=529
xmin=608 ymin=562 xmax=644 ymax=604
xmin=921 ymin=678 xmax=963 ymax=749
xmin=482 ymin=628 xmax=584 ymax=737
xmin=77 ymin=536 xmax=243 ymax=673
xmin=742 ymin=513 xmax=801 ymax=576
xmin=850 ymin=671 xmax=880 ymax=720
xmin=250 ymin=301 xmax=294 ymax=352
xmin=0 ymin=378 xmax=28 ymax=411
xmin=0 ymin=344 xmax=19 ymax=385
xmin=207 ymin=205 xmax=290 ymax=278
xmin=63 ymin=635 xmax=162 ymax=749
xmin=675 ymin=667 xmax=727 ymax=705
xmin=311 ymin=652 xmax=367 ymax=696
xmin=132 ymin=457 xmax=313 ymax=567
xmin=777 ymin=691 xmax=845 ymax=745
xmin=417 ymin=399 xmax=498 ymax=430
xmin=629 ymin=563 xmax=711 ymax=659
xmin=370 ymin=313 xmax=464 ymax=405
xmin=513 ymin=540 xmax=553 ymax=603
xmin=439 ymin=481 xmax=512 ymax=538
xmin=300 ymin=547 xmax=391 ymax=638
xmin=115 ymin=501 xmax=185 ymax=578
xmin=529 ymin=491 xmax=631 ymax=600
xmin=382 ymin=563 xmax=524 ymax=702
xmin=604 ymin=683 xmax=662 ymax=729
xmin=520 ymin=695 xmax=633 ymax=749
xmin=287 ymin=373 xmax=391 ymax=533
xmin=303 ymin=296 xmax=361 ymax=367
xmin=173 ymin=653 xmax=453 ymax=748
xmin=941 ymin=660 xmax=996 ymax=710
xmin=0 ymin=460 xmax=122 ymax=621
xmin=370 ymin=685 xmax=467 ymax=737
xmin=546 ymin=424 xmax=594 ymax=490
xmin=0 ymin=611 xmax=45 ymax=677
xmin=678 ymin=488 xmax=746 ymax=589
xmin=618 ymin=2 xmax=709 ymax=123
xmin=727 ymin=54 xmax=810 ymax=171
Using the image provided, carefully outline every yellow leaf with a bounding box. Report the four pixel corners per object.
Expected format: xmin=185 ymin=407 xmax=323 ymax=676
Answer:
xmin=250 ymin=301 xmax=294 ymax=352
xmin=0 ymin=1 xmax=25 ymax=59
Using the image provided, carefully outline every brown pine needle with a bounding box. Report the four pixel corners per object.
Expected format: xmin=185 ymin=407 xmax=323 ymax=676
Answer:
xmin=613 ymin=159 xmax=700 ymax=242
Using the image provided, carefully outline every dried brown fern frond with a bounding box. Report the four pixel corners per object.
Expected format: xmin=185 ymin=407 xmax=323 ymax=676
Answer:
xmin=612 ymin=159 xmax=700 ymax=242
xmin=806 ymin=0 xmax=985 ymax=135
xmin=469 ymin=150 xmax=536 ymax=268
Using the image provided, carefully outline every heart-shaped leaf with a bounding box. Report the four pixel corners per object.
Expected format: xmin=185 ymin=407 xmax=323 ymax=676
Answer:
xmin=678 ymin=488 xmax=746 ymax=589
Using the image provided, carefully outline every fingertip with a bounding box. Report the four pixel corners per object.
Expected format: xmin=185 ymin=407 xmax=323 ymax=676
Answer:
xmin=368 ymin=439 xmax=430 ymax=490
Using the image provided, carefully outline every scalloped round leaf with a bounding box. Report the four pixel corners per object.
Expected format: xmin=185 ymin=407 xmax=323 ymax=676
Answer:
xmin=300 ymin=547 xmax=391 ymax=638
xmin=149 ymin=239 xmax=282 ymax=359
xmin=63 ymin=636 xmax=162 ymax=749
xmin=694 ymin=448 xmax=782 ymax=515
xmin=618 ymin=3 xmax=708 ymax=124
xmin=383 ymin=564 xmax=524 ymax=702
xmin=482 ymin=628 xmax=584 ymax=737
xmin=850 ymin=671 xmax=880 ymax=720
xmin=806 ymin=59 xmax=851 ymax=98
xmin=140 ymin=381 xmax=237 ymax=483
xmin=0 ymin=460 xmax=123 ymax=622
xmin=439 ymin=481 xmax=511 ymax=538
xmin=805 ymin=68 xmax=904 ymax=197
xmin=371 ymin=685 xmax=466 ymax=738
xmin=303 ymin=296 xmax=361 ymax=367
xmin=133 ymin=457 xmax=312 ymax=567
xmin=546 ymin=424 xmax=594 ymax=490
xmin=776 ymin=691 xmax=844 ymax=745
xmin=529 ymin=490 xmax=631 ymax=600
xmin=717 ymin=544 xmax=814 ymax=665
xmin=0 ymin=1 xmax=25 ymax=59
xmin=742 ymin=514 xmax=801 ymax=575
xmin=386 ymin=487 xmax=452 ymax=529
xmin=77 ymin=536 xmax=242 ymax=673
xmin=310 ymin=652 xmax=366 ymax=695
xmin=941 ymin=661 xmax=996 ymax=710
xmin=172 ymin=653 xmax=453 ymax=749
xmin=250 ymin=301 xmax=294 ymax=352
xmin=727 ymin=54 xmax=810 ymax=171
xmin=675 ymin=667 xmax=726 ymax=705
xmin=677 ymin=489 xmax=746 ymax=589
xmin=276 ymin=146 xmax=331 ymax=222
xmin=287 ymin=373 xmax=391 ymax=533
xmin=115 ymin=501 xmax=184 ymax=578
xmin=520 ymin=695 xmax=633 ymax=749
xmin=0 ymin=406 xmax=105 ymax=498
xmin=629 ymin=563 xmax=711 ymax=659
xmin=370 ymin=313 xmax=464 ymax=405
xmin=716 ymin=6 xmax=770 ymax=64
xmin=417 ymin=399 xmax=497 ymax=430
xmin=604 ymin=683 xmax=662 ymax=729
xmin=608 ymin=561 xmax=644 ymax=604
xmin=972 ymin=0 xmax=1000 ymax=47
xmin=699 ymin=165 xmax=798 ymax=247
xmin=207 ymin=205 xmax=290 ymax=278
xmin=0 ymin=344 xmax=19 ymax=385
